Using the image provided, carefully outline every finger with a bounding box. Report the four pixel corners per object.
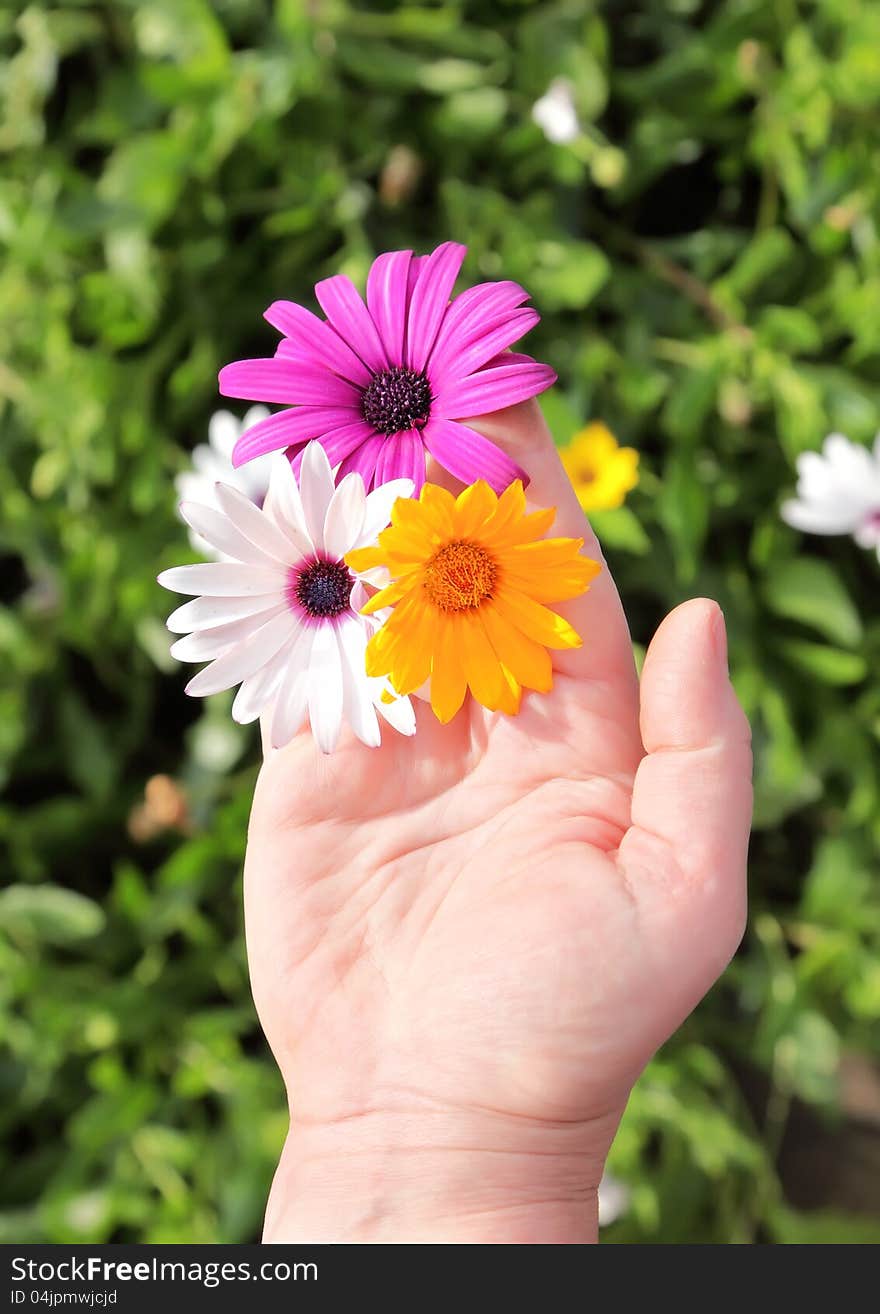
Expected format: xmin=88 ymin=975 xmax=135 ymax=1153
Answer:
xmin=617 ymin=599 xmax=752 ymax=992
xmin=465 ymin=398 xmax=638 ymax=694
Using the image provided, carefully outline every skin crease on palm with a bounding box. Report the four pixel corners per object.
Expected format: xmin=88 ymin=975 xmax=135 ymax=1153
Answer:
xmin=243 ymin=398 xmax=753 ymax=1244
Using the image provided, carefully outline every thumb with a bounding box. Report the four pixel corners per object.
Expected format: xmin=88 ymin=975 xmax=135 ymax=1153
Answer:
xmin=617 ymin=599 xmax=752 ymax=1005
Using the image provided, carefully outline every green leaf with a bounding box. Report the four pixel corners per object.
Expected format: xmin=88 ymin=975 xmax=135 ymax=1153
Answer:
xmin=657 ymin=453 xmax=709 ymax=581
xmin=530 ymin=241 xmax=610 ymax=311
xmin=661 ymin=360 xmax=720 ymax=443
xmin=770 ymin=1205 xmax=880 ymax=1245
xmin=590 ymin=506 xmax=651 ymax=555
xmin=544 ymin=390 xmax=585 ymax=446
xmin=778 ymin=639 xmax=867 ymax=685
xmin=774 ymin=1010 xmax=840 ymax=1105
xmin=97 ymin=132 xmax=190 ymax=230
xmin=434 ymin=88 xmax=507 ymax=139
xmin=717 ymin=228 xmax=795 ymax=300
xmin=0 ymin=885 xmax=106 ymax=945
xmin=762 ymin=558 xmax=863 ymax=647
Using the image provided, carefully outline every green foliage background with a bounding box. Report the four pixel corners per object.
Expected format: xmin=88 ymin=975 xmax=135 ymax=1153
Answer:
xmin=3 ymin=0 xmax=880 ymax=1243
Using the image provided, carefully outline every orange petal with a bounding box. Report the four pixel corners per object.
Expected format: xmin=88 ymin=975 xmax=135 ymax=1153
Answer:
xmin=430 ymin=615 xmax=468 ymax=723
xmin=459 ymin=612 xmax=509 ymax=711
xmin=359 ymin=578 xmax=414 ymax=615
xmin=481 ymin=604 xmax=553 ymax=692
xmin=346 ymin=545 xmax=385 ymax=572
xmin=493 ymin=587 xmax=582 ymax=650
xmin=453 ymin=480 xmax=497 ymax=536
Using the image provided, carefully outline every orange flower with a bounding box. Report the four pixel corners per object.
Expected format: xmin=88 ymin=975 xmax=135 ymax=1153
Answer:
xmin=346 ymin=480 xmax=600 ymax=723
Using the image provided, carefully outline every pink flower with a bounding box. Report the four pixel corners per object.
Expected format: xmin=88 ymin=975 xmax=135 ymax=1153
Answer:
xmin=218 ymin=242 xmax=556 ymax=495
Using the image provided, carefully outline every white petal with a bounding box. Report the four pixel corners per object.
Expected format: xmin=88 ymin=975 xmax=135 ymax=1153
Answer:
xmin=179 ymin=501 xmax=280 ymax=566
xmin=853 ymin=519 xmax=880 ymax=549
xmin=323 ymin=473 xmax=366 ymax=560
xmin=175 ymin=470 xmax=218 ymax=509
xmin=598 ymin=1171 xmax=630 ymax=1227
xmin=233 ymin=630 xmax=302 ymax=726
xmin=299 ymin=441 xmax=335 ymax=553
xmin=781 ymin=498 xmax=861 ymax=535
xmin=264 ymin=455 xmax=314 ymax=554
xmin=166 ymin=593 xmax=282 ymax=633
xmin=532 ymin=80 xmax=580 ymax=145
xmin=214 ymin=483 xmax=300 ymax=564
xmin=192 ymin=444 xmax=227 ymax=479
xmin=350 ymin=580 xmax=370 ymax=613
xmin=336 ymin=617 xmax=380 ymax=748
xmin=269 ymin=627 xmax=313 ymax=747
xmin=354 ymin=566 xmax=392 ymax=590
xmin=208 ymin=411 xmax=240 ymax=461
xmin=794 ymin=435 xmax=880 ymax=509
xmin=374 ymin=684 xmax=417 ymax=736
xmin=822 ymin=435 xmax=880 ymax=502
xmin=823 ymin=432 xmax=873 ymax=478
xmin=355 ymin=479 xmax=414 ymax=548
xmin=170 ymin=611 xmax=284 ymax=663
xmin=243 ymin=405 xmax=271 ymax=430
xmin=307 ymin=623 xmax=344 ymax=753
xmin=794 ymin=450 xmax=834 ymax=498
xmin=158 ymin=561 xmax=285 ymax=597
xmin=185 ymin=612 xmax=297 ymax=698
xmin=270 ymin=671 xmax=309 ymax=749
xmin=237 ymin=450 xmax=275 ymax=506
xmin=186 ymin=530 xmax=224 ymax=561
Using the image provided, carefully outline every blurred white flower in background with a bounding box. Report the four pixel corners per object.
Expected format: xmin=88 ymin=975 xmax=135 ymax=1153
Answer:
xmin=176 ymin=407 xmax=273 ymax=558
xmin=531 ymin=78 xmax=580 ymax=145
xmin=598 ymin=1170 xmax=630 ymax=1227
xmin=781 ymin=432 xmax=880 ymax=560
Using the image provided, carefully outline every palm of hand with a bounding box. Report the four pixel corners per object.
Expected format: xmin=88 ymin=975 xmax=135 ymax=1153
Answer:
xmin=244 ymin=403 xmax=752 ymax=1156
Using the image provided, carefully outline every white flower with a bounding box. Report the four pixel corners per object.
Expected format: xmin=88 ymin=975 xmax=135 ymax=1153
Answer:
xmin=176 ymin=408 xmax=273 ymax=558
xmin=532 ymin=78 xmax=580 ymax=145
xmin=159 ymin=442 xmax=417 ymax=754
xmin=781 ymin=432 xmax=880 ymax=559
xmin=598 ymin=1171 xmax=630 ymax=1228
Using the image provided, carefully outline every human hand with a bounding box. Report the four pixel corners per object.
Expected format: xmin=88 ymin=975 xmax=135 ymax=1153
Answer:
xmin=243 ymin=399 xmax=752 ymax=1243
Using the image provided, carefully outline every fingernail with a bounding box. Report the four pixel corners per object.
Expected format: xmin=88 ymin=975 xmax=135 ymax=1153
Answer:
xmin=710 ymin=604 xmax=729 ymax=673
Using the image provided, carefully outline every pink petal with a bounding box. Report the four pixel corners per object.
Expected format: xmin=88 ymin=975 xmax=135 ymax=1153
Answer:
xmin=405 ymin=241 xmax=467 ymax=372
xmin=335 ymin=435 xmax=385 ymax=489
xmin=480 ymin=349 xmax=535 ymax=369
xmin=430 ymin=309 xmax=539 ymax=386
xmin=406 ymin=256 xmax=428 ymax=299
xmin=315 ymin=274 xmax=388 ymax=373
xmin=263 ymin=300 xmax=372 ymax=386
xmin=424 ymin=418 xmax=526 ymax=494
xmin=231 ymin=407 xmax=358 ymax=466
xmin=219 ymin=358 xmax=361 ymax=408
xmin=433 ymin=361 xmax=557 ymax=418
xmin=287 ymin=420 xmax=375 ymax=476
xmin=373 ymin=429 xmax=426 ymax=493
xmin=428 ymin=280 xmax=531 ymax=375
xmin=366 ymin=250 xmax=412 ymax=365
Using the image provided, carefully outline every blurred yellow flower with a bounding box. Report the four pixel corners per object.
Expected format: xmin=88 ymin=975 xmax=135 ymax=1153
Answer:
xmin=560 ymin=422 xmax=639 ymax=512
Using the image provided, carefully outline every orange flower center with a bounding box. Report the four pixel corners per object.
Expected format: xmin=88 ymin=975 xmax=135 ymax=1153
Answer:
xmin=422 ymin=539 xmax=497 ymax=612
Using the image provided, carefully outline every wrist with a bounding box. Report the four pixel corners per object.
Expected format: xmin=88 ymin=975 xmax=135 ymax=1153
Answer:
xmin=263 ymin=1103 xmax=616 ymax=1244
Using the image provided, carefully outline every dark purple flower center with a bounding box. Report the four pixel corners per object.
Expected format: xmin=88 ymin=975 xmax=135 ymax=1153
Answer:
xmin=361 ymin=367 xmax=432 ymax=435
xmin=291 ymin=559 xmax=353 ymax=619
